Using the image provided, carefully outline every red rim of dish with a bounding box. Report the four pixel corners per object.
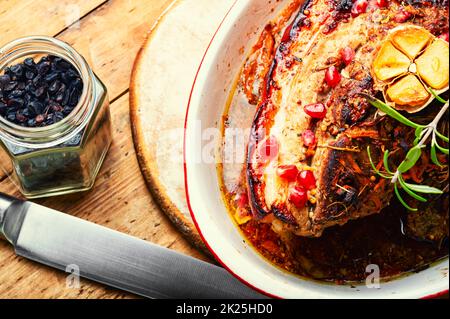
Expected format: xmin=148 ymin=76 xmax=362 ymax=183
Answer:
xmin=182 ymin=0 xmax=448 ymax=300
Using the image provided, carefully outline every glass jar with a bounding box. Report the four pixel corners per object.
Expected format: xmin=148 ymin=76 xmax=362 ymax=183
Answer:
xmin=0 ymin=36 xmax=112 ymax=198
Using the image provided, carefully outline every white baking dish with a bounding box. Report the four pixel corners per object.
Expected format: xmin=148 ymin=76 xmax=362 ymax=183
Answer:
xmin=184 ymin=0 xmax=449 ymax=298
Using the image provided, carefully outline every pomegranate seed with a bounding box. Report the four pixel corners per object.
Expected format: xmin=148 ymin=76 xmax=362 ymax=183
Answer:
xmin=281 ymin=23 xmax=294 ymax=43
xmin=439 ymin=32 xmax=449 ymax=42
xmin=351 ymin=0 xmax=368 ymax=17
xmin=277 ymin=165 xmax=299 ymax=182
xmin=325 ymin=66 xmax=341 ymax=87
xmin=289 ymin=186 xmax=307 ymax=208
xmin=302 ymin=130 xmax=316 ymax=147
xmin=297 ymin=170 xmax=316 ymax=190
xmin=375 ymin=0 xmax=388 ymax=8
xmin=236 ymin=192 xmax=248 ymax=208
xmin=340 ymin=47 xmax=355 ymax=65
xmin=257 ymin=135 xmax=279 ymax=162
xmin=304 ymin=103 xmax=327 ymax=119
xmin=394 ymin=10 xmax=412 ymax=23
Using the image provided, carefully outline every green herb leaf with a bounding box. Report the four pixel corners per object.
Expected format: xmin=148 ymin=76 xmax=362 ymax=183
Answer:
xmin=367 ymin=146 xmax=392 ymax=179
xmin=428 ymin=87 xmax=447 ymax=104
xmin=435 ymin=129 xmax=449 ymax=143
xmin=414 ymin=127 xmax=424 ymax=145
xmin=363 ymin=94 xmax=424 ymax=129
xmin=383 ymin=150 xmax=394 ymax=174
xmin=362 ymin=92 xmax=448 ymax=214
xmin=397 ymin=146 xmax=424 ymax=173
xmin=430 ymin=144 xmax=443 ymax=167
xmin=403 ymin=182 xmax=444 ymax=195
xmin=434 ymin=141 xmax=449 ymax=155
xmin=415 ymin=126 xmax=424 ymax=138
xmin=394 ymin=183 xmax=418 ymax=212
xmin=398 ymin=176 xmax=427 ymax=202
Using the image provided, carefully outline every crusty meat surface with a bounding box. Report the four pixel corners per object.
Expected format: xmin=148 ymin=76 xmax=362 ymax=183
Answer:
xmin=246 ymin=0 xmax=449 ymax=237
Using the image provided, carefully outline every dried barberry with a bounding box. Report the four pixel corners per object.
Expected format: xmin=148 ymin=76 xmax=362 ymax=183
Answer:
xmin=0 ymin=55 xmax=83 ymax=127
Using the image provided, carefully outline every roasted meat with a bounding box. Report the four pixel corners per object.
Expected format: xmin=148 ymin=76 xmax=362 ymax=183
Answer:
xmin=245 ymin=0 xmax=449 ymax=237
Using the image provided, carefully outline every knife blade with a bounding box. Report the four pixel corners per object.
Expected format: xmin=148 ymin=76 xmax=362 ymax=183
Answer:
xmin=0 ymin=193 xmax=265 ymax=299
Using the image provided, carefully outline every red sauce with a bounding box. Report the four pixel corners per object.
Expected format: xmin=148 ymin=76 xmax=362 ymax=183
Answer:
xmin=221 ymin=181 xmax=448 ymax=283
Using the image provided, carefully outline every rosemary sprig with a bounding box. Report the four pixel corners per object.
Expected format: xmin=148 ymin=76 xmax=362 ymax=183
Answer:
xmin=364 ymin=91 xmax=448 ymax=211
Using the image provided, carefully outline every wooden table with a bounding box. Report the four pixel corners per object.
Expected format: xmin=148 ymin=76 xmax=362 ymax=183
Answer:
xmin=1 ymin=0 xmax=447 ymax=300
xmin=0 ymin=0 xmax=209 ymax=299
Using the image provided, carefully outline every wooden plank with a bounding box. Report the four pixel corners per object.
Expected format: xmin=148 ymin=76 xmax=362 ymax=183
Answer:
xmin=0 ymin=0 xmax=106 ymax=45
xmin=58 ymin=0 xmax=174 ymax=99
xmin=0 ymin=93 xmax=209 ymax=298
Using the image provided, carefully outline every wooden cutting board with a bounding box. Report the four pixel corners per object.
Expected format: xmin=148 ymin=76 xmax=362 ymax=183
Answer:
xmin=130 ymin=0 xmax=235 ymax=253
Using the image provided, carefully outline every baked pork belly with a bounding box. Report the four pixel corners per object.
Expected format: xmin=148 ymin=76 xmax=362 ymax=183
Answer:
xmin=246 ymin=0 xmax=449 ymax=237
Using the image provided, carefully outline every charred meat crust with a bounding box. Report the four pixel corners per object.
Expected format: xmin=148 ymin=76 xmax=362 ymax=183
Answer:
xmin=406 ymin=0 xmax=448 ymax=7
xmin=264 ymin=0 xmax=313 ymax=99
xmin=240 ymin=0 xmax=308 ymax=105
xmin=246 ymin=100 xmax=273 ymax=218
xmin=246 ymin=0 xmax=313 ymax=224
xmin=313 ymin=135 xmax=390 ymax=225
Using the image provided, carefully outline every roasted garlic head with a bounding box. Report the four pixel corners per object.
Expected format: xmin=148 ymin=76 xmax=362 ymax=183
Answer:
xmin=373 ymin=25 xmax=449 ymax=113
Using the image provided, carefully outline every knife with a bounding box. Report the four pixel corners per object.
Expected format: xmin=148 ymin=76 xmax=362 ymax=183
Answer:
xmin=0 ymin=193 xmax=265 ymax=299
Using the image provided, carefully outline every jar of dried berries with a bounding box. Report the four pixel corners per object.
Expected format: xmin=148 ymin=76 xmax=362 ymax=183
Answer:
xmin=0 ymin=36 xmax=111 ymax=198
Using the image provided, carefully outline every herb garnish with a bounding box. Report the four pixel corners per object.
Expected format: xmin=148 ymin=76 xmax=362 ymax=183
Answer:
xmin=363 ymin=90 xmax=448 ymax=211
